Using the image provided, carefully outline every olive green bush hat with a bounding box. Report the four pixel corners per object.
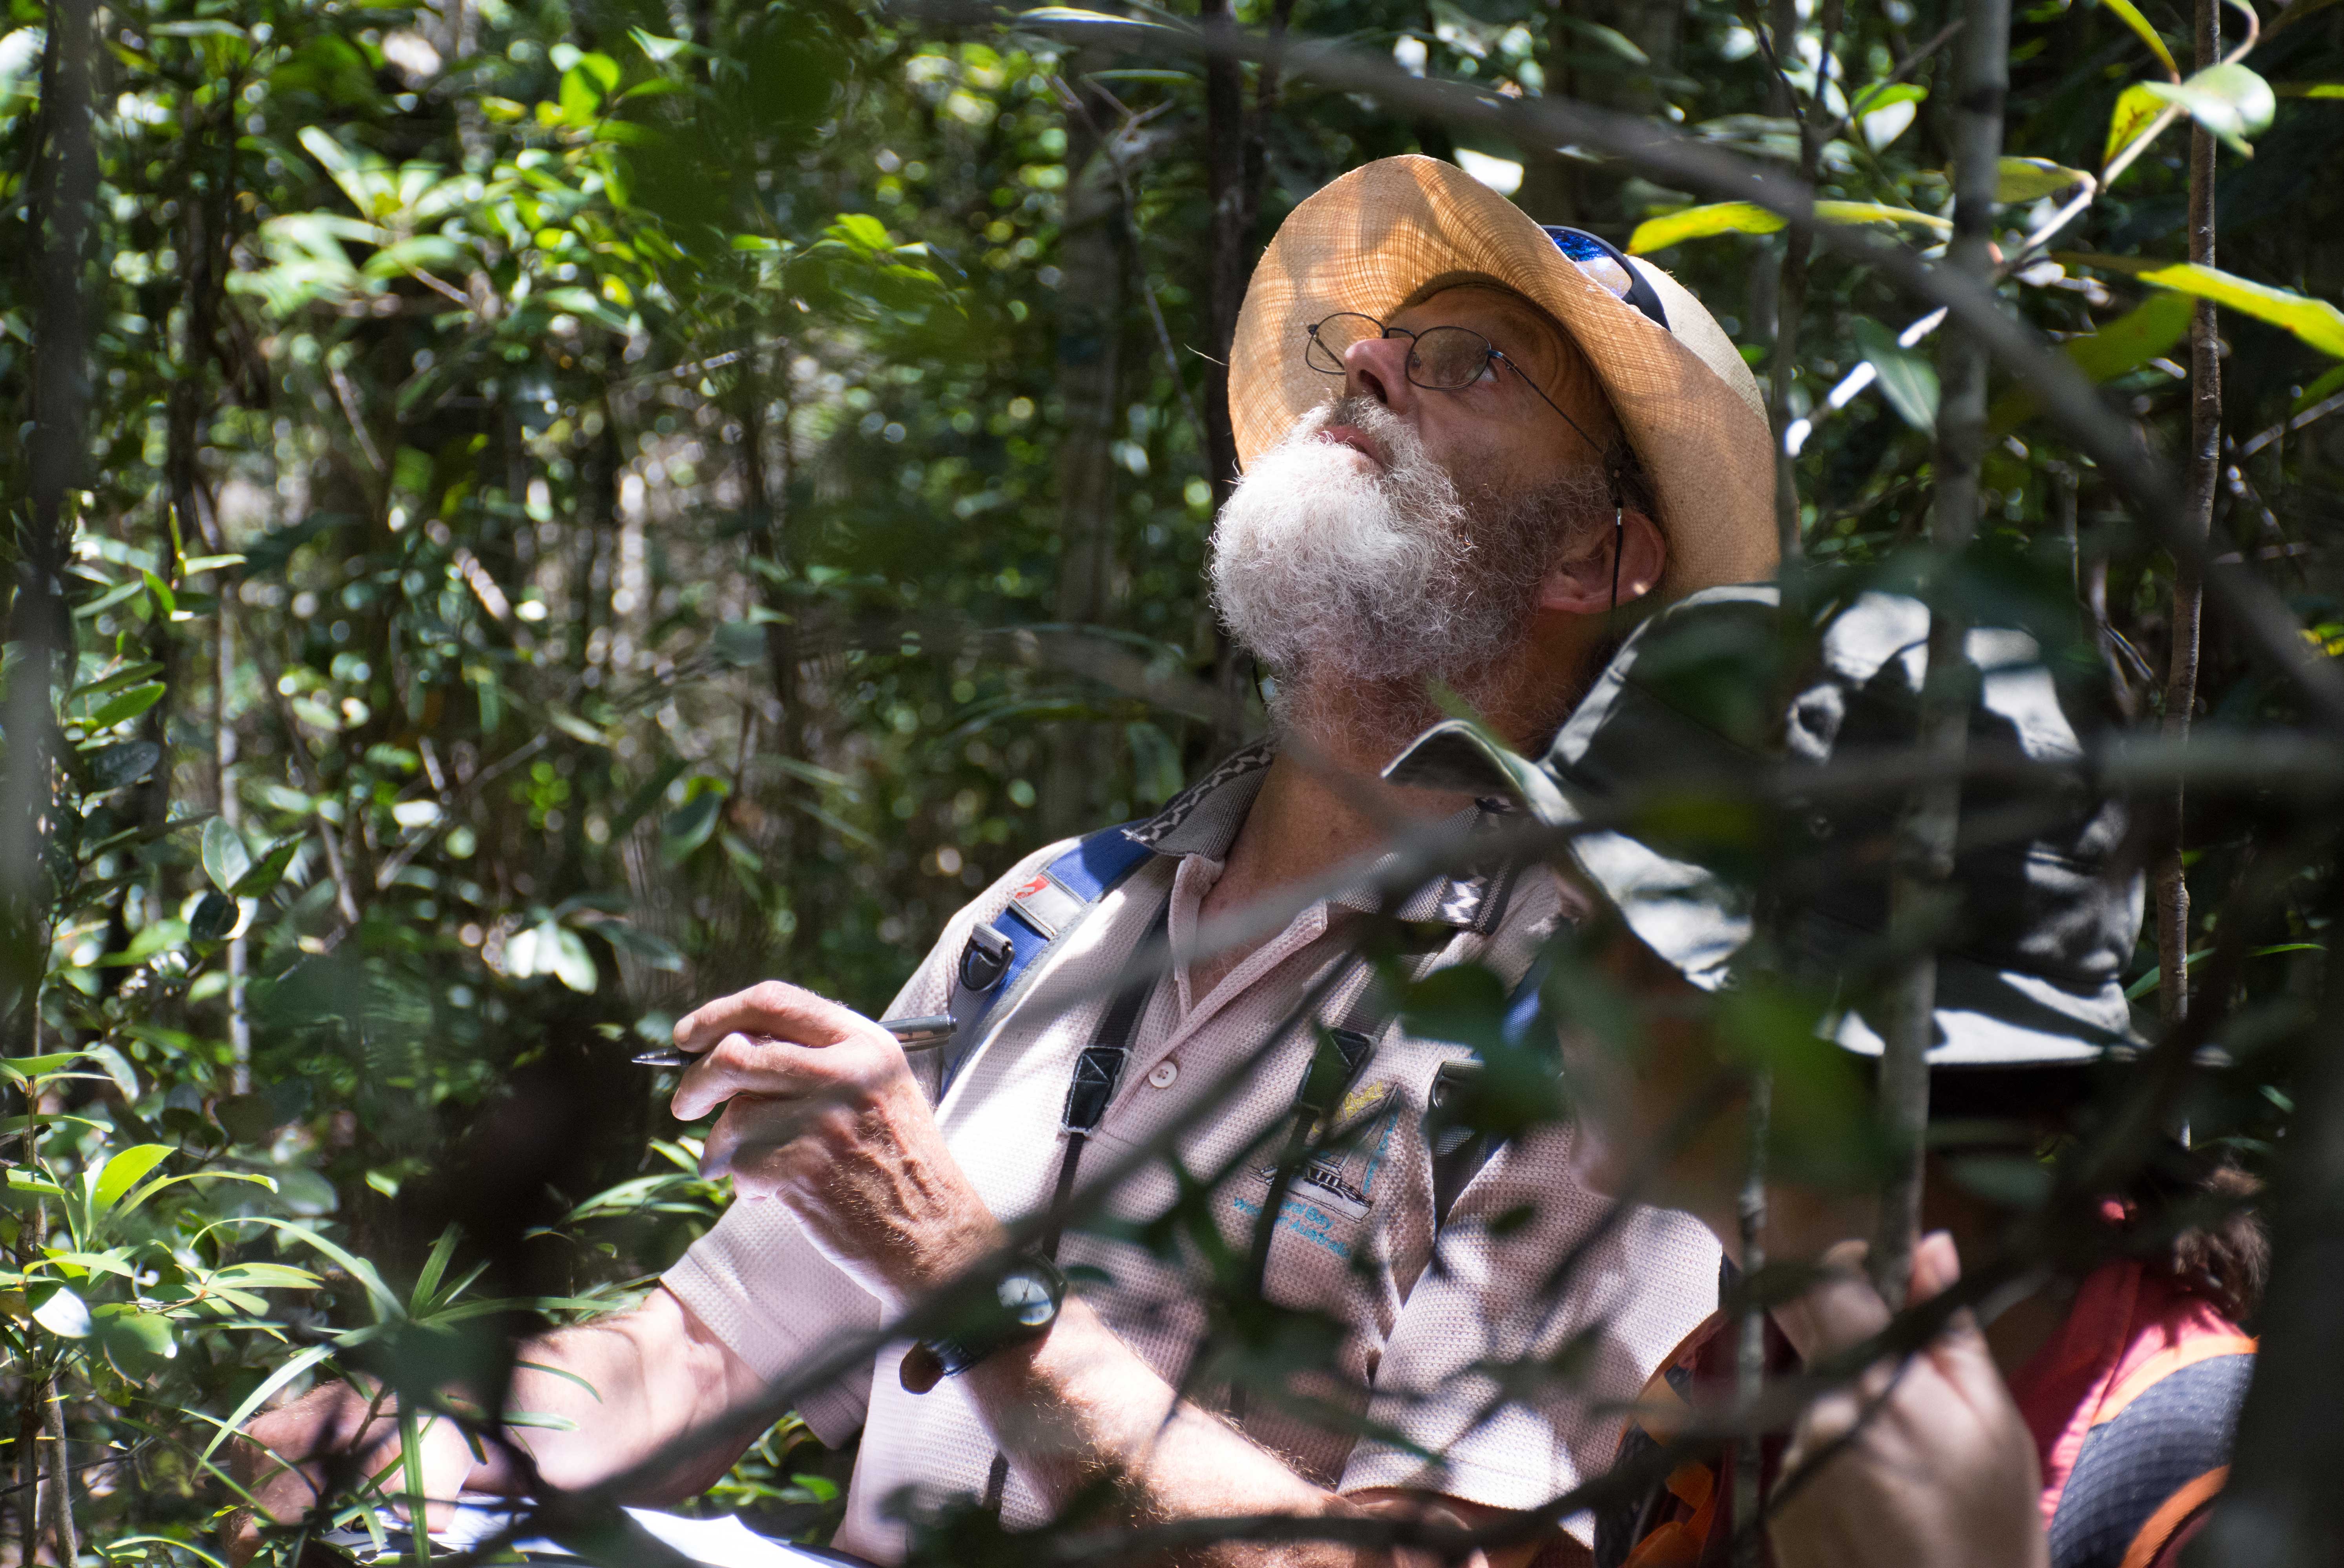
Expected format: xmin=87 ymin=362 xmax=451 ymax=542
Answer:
xmin=1385 ymin=585 xmax=2146 ymax=1066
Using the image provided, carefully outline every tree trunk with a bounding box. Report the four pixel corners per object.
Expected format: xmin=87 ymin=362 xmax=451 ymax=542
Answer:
xmin=1044 ymin=66 xmax=1127 ymax=841
xmin=1873 ymin=0 xmax=2006 ymax=1309
xmin=4 ymin=0 xmax=96 ymax=1062
xmin=2157 ymin=0 xmax=2221 ymax=1031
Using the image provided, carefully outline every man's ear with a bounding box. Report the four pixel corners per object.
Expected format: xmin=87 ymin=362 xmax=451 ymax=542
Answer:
xmin=1535 ymin=508 xmax=1665 ymax=617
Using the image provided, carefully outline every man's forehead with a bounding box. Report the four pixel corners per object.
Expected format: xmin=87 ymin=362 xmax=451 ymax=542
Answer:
xmin=1395 ymin=278 xmax=1572 ymax=350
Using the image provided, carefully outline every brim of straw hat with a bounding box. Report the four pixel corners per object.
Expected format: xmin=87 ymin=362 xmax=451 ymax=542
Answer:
xmin=1229 ymin=154 xmax=1781 ymax=599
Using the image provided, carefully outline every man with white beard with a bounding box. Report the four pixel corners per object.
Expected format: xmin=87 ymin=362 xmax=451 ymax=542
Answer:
xmin=234 ymin=157 xmax=1778 ymax=1568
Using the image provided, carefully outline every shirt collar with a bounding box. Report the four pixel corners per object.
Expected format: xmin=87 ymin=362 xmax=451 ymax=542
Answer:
xmin=1119 ymin=739 xmax=1518 ymax=935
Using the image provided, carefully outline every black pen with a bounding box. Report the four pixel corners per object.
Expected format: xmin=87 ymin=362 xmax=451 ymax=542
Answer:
xmin=631 ymin=1013 xmax=955 ymax=1068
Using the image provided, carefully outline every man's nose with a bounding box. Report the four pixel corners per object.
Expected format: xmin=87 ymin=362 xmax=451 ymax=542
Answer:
xmin=1343 ymin=332 xmax=1418 ymax=414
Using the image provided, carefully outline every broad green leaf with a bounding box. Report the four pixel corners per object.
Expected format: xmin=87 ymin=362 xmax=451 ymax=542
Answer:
xmin=188 ymin=891 xmax=238 ymax=944
xmin=2061 ymin=255 xmax=2344 ymax=357
xmin=202 ymin=817 xmax=252 ymax=891
xmin=1998 ymin=156 xmax=2093 ymax=201
xmin=2144 ymin=63 xmax=2277 ymax=155
xmin=86 ymin=682 xmax=165 ymax=730
xmin=2105 ymin=82 xmax=2171 ymax=165
xmin=79 ymin=740 xmax=161 ymax=792
xmin=32 ymin=1285 xmax=92 ymax=1338
xmin=1852 ymin=318 xmax=1941 ymax=432
xmin=2094 ymin=0 xmax=2180 ymax=78
xmin=829 ymin=212 xmax=893 ymax=252
xmin=83 ymin=1042 xmax=138 ymax=1101
xmin=92 ymin=1144 xmax=174 ymax=1215
xmin=93 ymin=1303 xmax=176 ymax=1365
xmin=1630 ymin=202 xmax=1784 ymax=252
xmin=2066 ymin=291 xmax=2196 ymax=382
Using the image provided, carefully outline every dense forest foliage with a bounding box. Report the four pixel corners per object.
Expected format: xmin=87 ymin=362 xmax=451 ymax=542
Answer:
xmin=4 ymin=0 xmax=2343 ymax=1553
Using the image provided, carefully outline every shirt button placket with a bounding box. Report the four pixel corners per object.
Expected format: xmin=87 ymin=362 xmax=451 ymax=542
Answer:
xmin=1146 ymin=1059 xmax=1179 ymax=1089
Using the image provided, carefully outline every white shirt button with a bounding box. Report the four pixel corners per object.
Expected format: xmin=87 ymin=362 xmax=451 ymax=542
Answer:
xmin=1146 ymin=1060 xmax=1179 ymax=1089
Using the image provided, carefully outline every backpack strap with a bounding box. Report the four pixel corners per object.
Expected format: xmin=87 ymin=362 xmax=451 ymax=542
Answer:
xmin=1427 ymin=948 xmax=1555 ymax=1230
xmin=941 ymin=825 xmax=1156 ymax=1095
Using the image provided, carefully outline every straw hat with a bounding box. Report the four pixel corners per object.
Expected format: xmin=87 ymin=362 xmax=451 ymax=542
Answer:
xmin=1229 ymin=154 xmax=1780 ymax=598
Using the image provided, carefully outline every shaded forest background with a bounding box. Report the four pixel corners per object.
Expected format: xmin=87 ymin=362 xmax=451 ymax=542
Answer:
xmin=4 ymin=0 xmax=2344 ymax=1553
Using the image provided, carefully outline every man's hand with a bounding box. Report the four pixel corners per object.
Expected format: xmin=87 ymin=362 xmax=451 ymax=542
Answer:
xmin=1766 ymin=1232 xmax=2049 ymax=1568
xmin=669 ymin=981 xmax=1004 ymax=1308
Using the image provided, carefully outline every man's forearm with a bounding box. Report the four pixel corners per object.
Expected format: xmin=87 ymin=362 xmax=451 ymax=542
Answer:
xmin=499 ymin=1285 xmax=774 ymax=1499
xmin=962 ymin=1298 xmax=1490 ymax=1568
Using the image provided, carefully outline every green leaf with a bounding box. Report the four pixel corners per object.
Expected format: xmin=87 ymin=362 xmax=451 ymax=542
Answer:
xmin=0 ymin=1053 xmax=88 ymax=1082
xmin=208 ymin=1262 xmax=324 ymax=1291
xmin=233 ymin=837 xmax=301 ymax=898
xmin=93 ymin=1303 xmax=177 ymax=1369
xmin=2294 ymin=362 xmax=2344 ymax=411
xmin=32 ymin=1284 xmax=93 ymax=1338
xmin=661 ymin=792 xmax=724 ymax=861
xmin=1847 ymin=81 xmax=1927 ymax=118
xmin=2094 ymin=0 xmax=2180 ymax=78
xmin=202 ymin=817 xmax=252 ymax=892
xmin=1627 ymin=200 xmax=1947 ymax=254
xmin=79 ymin=740 xmax=161 ymax=793
xmin=2275 ymin=82 xmax=2344 ymax=97
xmin=2066 ymin=291 xmax=2196 ymax=382
xmin=189 ymin=891 xmax=238 ymax=943
xmin=92 ymin=1145 xmax=174 ymax=1215
xmin=86 ymin=683 xmax=166 ymax=730
xmin=2143 ymin=62 xmax=2277 ymax=155
xmin=1628 ymin=202 xmax=1784 ymax=253
xmin=506 ymin=922 xmax=598 ymax=993
xmin=1997 ymin=156 xmax=2093 ymax=201
xmin=1852 ymin=318 xmax=1941 ymax=432
xmin=2060 ymin=255 xmax=2344 ymax=357
xmin=2105 ymin=82 xmax=2172 ymax=165
xmin=828 ymin=212 xmax=893 ymax=252
xmin=1811 ymin=200 xmax=1952 ymax=232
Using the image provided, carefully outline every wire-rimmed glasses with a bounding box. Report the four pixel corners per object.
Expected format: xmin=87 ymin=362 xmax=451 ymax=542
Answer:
xmin=1302 ymin=312 xmax=1605 ymax=460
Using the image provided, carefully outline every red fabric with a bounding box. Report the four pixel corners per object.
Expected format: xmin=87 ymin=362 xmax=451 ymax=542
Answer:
xmin=2006 ymin=1248 xmax=2248 ymax=1529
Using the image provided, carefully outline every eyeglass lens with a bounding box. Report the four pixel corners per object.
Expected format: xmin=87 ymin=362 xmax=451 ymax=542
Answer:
xmin=1305 ymin=313 xmax=1496 ymax=390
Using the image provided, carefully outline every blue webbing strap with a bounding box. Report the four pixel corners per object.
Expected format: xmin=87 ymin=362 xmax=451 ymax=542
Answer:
xmin=940 ymin=824 xmax=1155 ymax=1095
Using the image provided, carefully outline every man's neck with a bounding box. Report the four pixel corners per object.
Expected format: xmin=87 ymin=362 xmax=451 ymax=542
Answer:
xmin=1188 ymin=695 xmax=1471 ymax=1000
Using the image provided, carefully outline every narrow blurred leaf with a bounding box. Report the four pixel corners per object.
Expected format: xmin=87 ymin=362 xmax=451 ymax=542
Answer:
xmin=1852 ymin=318 xmax=1942 ymax=432
xmin=86 ymin=683 xmax=165 ymax=730
xmin=2294 ymin=363 xmax=2344 ymax=411
xmin=2059 ymin=254 xmax=2344 ymax=356
xmin=2094 ymin=0 xmax=2180 ymax=78
xmin=1629 ymin=201 xmax=1784 ymax=252
xmin=1997 ymin=156 xmax=2092 ymax=200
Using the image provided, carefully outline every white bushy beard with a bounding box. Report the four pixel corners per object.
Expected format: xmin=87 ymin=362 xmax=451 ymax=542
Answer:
xmin=1209 ymin=396 xmax=1610 ymax=746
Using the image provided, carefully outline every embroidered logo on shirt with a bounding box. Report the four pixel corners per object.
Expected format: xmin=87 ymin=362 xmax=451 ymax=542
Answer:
xmin=1249 ymin=1081 xmax=1400 ymax=1228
